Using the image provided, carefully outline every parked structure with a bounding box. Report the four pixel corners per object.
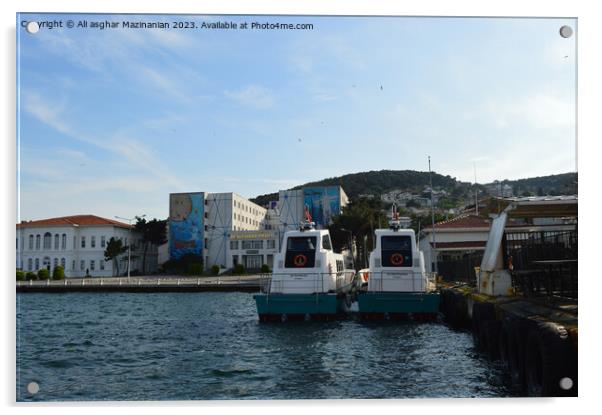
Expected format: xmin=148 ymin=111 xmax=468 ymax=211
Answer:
xmin=16 ymin=215 xmax=154 ymax=277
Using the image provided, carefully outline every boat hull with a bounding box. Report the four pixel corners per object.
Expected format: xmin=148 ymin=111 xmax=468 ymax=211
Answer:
xmin=254 ymin=293 xmax=348 ymax=322
xmin=357 ymin=291 xmax=440 ymax=320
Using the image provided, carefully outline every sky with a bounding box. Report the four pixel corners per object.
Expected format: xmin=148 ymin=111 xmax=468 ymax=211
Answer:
xmin=17 ymin=13 xmax=577 ymax=221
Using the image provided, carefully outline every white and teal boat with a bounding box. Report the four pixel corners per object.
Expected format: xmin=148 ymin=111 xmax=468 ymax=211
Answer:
xmin=357 ymin=211 xmax=439 ymax=321
xmin=254 ymin=219 xmax=357 ymax=322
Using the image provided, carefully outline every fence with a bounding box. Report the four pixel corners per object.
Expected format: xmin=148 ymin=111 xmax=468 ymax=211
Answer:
xmin=505 ymin=229 xmax=578 ymax=300
xmin=437 ymin=253 xmax=483 ymax=285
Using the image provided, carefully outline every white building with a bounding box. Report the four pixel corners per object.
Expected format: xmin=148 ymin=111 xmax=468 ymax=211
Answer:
xmin=227 ymin=230 xmax=280 ymax=270
xmin=16 ymin=215 xmax=152 ymax=278
xmin=167 ymin=187 xmax=348 ymax=271
xmin=168 ymin=192 xmax=267 ymax=270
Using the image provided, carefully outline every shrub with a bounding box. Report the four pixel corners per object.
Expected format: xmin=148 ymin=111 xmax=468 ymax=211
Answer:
xmin=52 ymin=265 xmax=65 ymax=280
xmin=186 ymin=262 xmax=203 ymax=276
xmin=38 ymin=268 xmax=50 ymax=280
xmin=211 ymin=265 xmax=220 ymax=275
xmin=233 ymin=263 xmax=245 ymax=275
xmin=16 ymin=270 xmax=25 ymax=281
xmin=164 ymin=253 xmax=204 ymax=275
xmin=260 ymin=264 xmax=271 ymax=273
xmin=26 ymin=272 xmax=37 ymax=280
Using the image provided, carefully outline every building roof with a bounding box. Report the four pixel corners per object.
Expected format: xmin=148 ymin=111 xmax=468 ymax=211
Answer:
xmin=17 ymin=215 xmax=132 ymax=229
xmin=422 ymin=214 xmax=490 ymax=231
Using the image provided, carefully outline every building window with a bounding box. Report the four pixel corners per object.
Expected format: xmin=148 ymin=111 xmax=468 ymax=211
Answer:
xmin=43 ymin=232 xmax=51 ymax=250
xmin=72 ymin=260 xmax=76 ymax=271
xmin=29 ymin=235 xmax=33 ymax=250
xmin=100 ymin=261 xmax=105 ymax=270
xmin=101 ymin=236 xmax=106 ymax=248
xmin=53 ymin=258 xmax=58 ymax=268
xmin=54 ymin=234 xmax=59 ymax=250
xmin=90 ymin=260 xmax=95 ymax=271
xmin=267 ymin=240 xmax=275 ymax=249
xmin=35 ymin=258 xmax=39 ymax=270
xmin=80 ymin=260 xmax=85 ymax=271
xmin=61 ymin=234 xmax=66 ymax=250
xmin=28 ymin=258 xmax=32 ymax=271
xmin=81 ymin=236 xmax=86 ymax=248
xmin=73 ymin=236 xmax=76 ymax=249
xmin=91 ymin=236 xmax=96 ymax=248
xmin=61 ymin=258 xmax=66 ymax=269
xmin=36 ymin=235 xmax=41 ymax=250
xmin=230 ymin=240 xmax=238 ymax=250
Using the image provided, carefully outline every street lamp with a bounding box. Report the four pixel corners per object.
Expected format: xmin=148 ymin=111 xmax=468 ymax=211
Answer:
xmin=115 ymin=214 xmax=145 ymax=279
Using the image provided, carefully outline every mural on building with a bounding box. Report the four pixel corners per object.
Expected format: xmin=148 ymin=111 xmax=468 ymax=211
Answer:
xmin=169 ymin=192 xmax=204 ymax=260
xmin=303 ymin=187 xmax=341 ymax=228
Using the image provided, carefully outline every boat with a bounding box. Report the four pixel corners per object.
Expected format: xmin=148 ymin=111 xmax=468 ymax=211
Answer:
xmin=357 ymin=207 xmax=439 ymax=320
xmin=254 ymin=208 xmax=358 ymax=322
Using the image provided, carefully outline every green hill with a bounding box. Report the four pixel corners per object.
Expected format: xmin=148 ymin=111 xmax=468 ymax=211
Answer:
xmin=250 ymin=170 xmax=577 ymax=207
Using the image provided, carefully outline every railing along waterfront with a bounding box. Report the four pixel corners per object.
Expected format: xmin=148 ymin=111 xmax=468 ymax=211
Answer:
xmin=258 ymin=271 xmax=357 ymax=295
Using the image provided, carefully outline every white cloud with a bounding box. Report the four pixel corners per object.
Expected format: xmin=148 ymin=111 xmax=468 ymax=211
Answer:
xmin=224 ymin=85 xmax=275 ymax=109
xmin=21 ymin=91 xmax=186 ymax=191
xmin=487 ymin=91 xmax=574 ymax=130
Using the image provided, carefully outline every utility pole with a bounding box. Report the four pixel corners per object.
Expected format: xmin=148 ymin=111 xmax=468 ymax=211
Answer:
xmin=115 ymin=214 xmax=145 ymax=279
xmin=428 ymin=156 xmax=438 ymax=275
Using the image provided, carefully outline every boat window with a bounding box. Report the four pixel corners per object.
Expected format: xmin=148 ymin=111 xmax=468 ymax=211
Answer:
xmin=287 ymin=237 xmax=317 ymax=251
xmin=381 ymin=235 xmax=413 ymax=267
xmin=322 ymin=235 xmax=332 ymax=250
xmin=285 ymin=236 xmax=317 ymax=268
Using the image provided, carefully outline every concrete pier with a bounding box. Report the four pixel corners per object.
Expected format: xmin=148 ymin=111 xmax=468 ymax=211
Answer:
xmin=439 ymin=283 xmax=578 ymax=397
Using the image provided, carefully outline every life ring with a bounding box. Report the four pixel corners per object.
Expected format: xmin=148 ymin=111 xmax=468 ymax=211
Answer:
xmin=293 ymin=254 xmax=308 ymax=267
xmin=390 ymin=253 xmax=404 ymax=266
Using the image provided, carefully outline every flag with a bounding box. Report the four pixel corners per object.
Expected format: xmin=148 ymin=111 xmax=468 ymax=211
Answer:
xmin=304 ymin=204 xmax=312 ymax=222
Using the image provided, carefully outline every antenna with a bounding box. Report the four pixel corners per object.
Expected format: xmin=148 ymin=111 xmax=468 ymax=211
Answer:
xmin=474 ymin=161 xmax=479 ymax=216
xmin=428 ymin=156 xmax=438 ymax=275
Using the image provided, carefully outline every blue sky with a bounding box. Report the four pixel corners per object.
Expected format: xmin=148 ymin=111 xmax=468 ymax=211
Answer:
xmin=17 ymin=14 xmax=576 ymax=221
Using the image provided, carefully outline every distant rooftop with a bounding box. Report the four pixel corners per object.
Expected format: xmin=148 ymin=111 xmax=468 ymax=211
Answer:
xmin=422 ymin=215 xmax=490 ymax=231
xmin=17 ymin=215 xmax=132 ymax=229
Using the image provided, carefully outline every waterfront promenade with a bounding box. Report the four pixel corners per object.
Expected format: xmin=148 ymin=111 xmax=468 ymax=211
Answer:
xmin=16 ymin=275 xmax=267 ymax=293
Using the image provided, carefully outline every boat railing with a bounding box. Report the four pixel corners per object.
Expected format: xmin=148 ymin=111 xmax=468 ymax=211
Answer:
xmin=363 ymin=270 xmax=429 ymax=293
xmin=259 ymin=271 xmax=356 ymax=295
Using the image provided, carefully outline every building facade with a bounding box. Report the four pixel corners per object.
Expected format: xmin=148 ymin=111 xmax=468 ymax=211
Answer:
xmin=168 ymin=192 xmax=268 ymax=269
xmin=167 ymin=186 xmax=348 ymax=271
xmin=16 ymin=215 xmax=152 ymax=278
xmin=227 ymin=230 xmax=280 ymax=270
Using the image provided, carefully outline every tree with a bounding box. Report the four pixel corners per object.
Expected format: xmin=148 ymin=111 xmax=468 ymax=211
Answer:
xmin=104 ymin=237 xmax=127 ymax=277
xmin=52 ymin=265 xmax=65 ymax=280
xmin=134 ymin=217 xmax=167 ymax=274
xmin=328 ymin=197 xmax=389 ymax=269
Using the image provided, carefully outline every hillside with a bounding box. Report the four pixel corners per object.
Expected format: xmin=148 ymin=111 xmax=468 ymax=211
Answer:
xmin=492 ymin=173 xmax=578 ymax=197
xmin=250 ymin=170 xmax=577 ymax=207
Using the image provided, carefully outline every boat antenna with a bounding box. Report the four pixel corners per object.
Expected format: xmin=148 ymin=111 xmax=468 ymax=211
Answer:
xmin=428 ymin=156 xmax=438 ymax=275
xmin=389 ymin=203 xmax=400 ymax=231
xmin=300 ymin=204 xmax=315 ymax=231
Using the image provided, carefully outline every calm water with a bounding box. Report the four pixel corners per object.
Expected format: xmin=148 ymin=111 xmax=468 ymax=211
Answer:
xmin=16 ymin=292 xmax=519 ymax=401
